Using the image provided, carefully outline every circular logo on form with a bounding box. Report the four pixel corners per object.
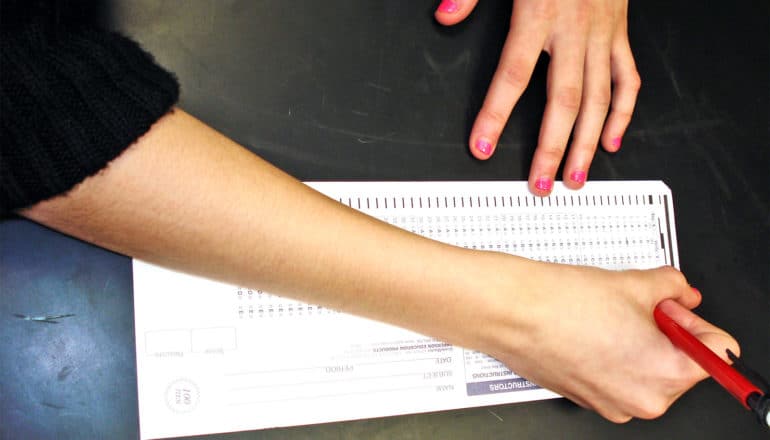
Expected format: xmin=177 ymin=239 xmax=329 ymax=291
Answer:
xmin=165 ymin=378 xmax=199 ymax=413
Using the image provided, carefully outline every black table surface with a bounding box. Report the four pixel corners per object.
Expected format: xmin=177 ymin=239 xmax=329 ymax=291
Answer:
xmin=1 ymin=1 xmax=768 ymax=439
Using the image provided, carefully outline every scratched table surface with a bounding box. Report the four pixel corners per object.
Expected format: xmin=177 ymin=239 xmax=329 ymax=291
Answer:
xmin=1 ymin=1 xmax=768 ymax=439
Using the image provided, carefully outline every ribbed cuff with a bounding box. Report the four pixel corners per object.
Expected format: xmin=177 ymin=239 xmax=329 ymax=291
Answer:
xmin=1 ymin=23 xmax=179 ymax=215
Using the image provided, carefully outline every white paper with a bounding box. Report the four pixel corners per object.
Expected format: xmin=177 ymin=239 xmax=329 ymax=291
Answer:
xmin=133 ymin=181 xmax=678 ymax=439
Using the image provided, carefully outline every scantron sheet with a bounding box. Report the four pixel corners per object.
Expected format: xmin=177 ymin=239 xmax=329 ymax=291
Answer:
xmin=133 ymin=181 xmax=679 ymax=439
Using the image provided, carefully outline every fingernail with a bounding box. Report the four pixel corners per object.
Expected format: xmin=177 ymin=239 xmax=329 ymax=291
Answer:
xmin=570 ymin=170 xmax=587 ymax=184
xmin=691 ymin=287 xmax=701 ymax=299
xmin=611 ymin=136 xmax=622 ymax=149
xmin=475 ymin=138 xmax=492 ymax=156
xmin=438 ymin=0 xmax=459 ymax=13
xmin=534 ymin=177 xmax=553 ymax=192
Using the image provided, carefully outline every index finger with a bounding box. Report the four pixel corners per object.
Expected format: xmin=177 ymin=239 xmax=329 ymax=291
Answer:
xmin=468 ymin=7 xmax=549 ymax=160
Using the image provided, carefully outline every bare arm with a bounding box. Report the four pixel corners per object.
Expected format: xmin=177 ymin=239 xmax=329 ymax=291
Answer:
xmin=21 ymin=108 xmax=737 ymax=422
xmin=21 ymin=108 xmax=504 ymax=349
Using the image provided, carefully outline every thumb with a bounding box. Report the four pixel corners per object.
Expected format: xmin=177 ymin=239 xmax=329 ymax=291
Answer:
xmin=434 ymin=0 xmax=480 ymax=26
xmin=656 ymin=299 xmax=741 ymax=365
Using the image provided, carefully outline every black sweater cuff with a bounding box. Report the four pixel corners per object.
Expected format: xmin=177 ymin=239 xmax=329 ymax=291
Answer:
xmin=1 ymin=22 xmax=179 ymax=215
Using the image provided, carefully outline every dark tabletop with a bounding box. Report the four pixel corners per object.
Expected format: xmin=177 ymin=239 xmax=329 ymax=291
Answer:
xmin=1 ymin=1 xmax=768 ymax=439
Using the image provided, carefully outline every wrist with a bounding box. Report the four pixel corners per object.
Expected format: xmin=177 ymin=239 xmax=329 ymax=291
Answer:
xmin=433 ymin=250 xmax=541 ymax=359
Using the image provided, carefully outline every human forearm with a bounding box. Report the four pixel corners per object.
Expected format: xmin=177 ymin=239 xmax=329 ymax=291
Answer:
xmin=20 ymin=108 xmax=521 ymax=350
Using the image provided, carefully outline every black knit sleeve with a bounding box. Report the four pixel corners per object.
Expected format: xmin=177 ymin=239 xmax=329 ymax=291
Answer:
xmin=0 ymin=1 xmax=180 ymax=216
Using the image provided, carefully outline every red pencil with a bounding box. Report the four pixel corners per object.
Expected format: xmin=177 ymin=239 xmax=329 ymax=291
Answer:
xmin=654 ymin=305 xmax=769 ymax=428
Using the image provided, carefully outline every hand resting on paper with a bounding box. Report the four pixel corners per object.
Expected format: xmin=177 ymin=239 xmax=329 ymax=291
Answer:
xmin=436 ymin=0 xmax=641 ymax=196
xmin=476 ymin=258 xmax=740 ymax=422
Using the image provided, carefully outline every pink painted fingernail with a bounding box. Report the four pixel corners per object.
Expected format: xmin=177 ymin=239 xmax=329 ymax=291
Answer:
xmin=534 ymin=177 xmax=553 ymax=192
xmin=475 ymin=138 xmax=492 ymax=156
xmin=438 ymin=0 xmax=459 ymax=13
xmin=611 ymin=136 xmax=622 ymax=149
xmin=570 ymin=170 xmax=587 ymax=183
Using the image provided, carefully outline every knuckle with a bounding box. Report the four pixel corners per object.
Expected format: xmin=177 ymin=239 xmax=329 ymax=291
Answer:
xmin=598 ymin=407 xmax=633 ymax=424
xmin=573 ymin=5 xmax=591 ymax=28
xmin=499 ymin=63 xmax=532 ymax=92
xmin=606 ymin=413 xmax=633 ymax=424
xmin=526 ymin=2 xmax=556 ymax=23
xmin=595 ymin=9 xmax=616 ymax=30
xmin=551 ymin=86 xmax=583 ymax=112
xmin=609 ymin=104 xmax=635 ymax=124
xmin=537 ymin=144 xmax=565 ymax=163
xmin=659 ymin=266 xmax=687 ymax=286
xmin=478 ymin=107 xmax=509 ymax=127
xmin=633 ymin=398 xmax=670 ymax=420
xmin=622 ymin=70 xmax=642 ymax=92
xmin=572 ymin=141 xmax=600 ymax=156
xmin=587 ymin=89 xmax=612 ymax=110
